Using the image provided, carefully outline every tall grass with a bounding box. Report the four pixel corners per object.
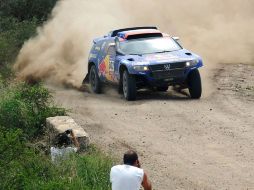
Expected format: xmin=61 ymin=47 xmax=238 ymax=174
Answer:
xmin=0 ymin=134 xmax=112 ymax=190
xmin=26 ymin=148 xmax=112 ymax=190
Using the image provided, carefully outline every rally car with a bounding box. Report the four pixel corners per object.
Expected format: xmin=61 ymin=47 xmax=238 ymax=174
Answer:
xmin=84 ymin=26 xmax=203 ymax=101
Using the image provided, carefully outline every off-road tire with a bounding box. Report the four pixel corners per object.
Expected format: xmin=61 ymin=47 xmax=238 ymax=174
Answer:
xmin=89 ymin=65 xmax=102 ymax=93
xmin=122 ymin=70 xmax=136 ymax=101
xmin=187 ymin=69 xmax=202 ymax=99
xmin=118 ymin=77 xmax=123 ymax=94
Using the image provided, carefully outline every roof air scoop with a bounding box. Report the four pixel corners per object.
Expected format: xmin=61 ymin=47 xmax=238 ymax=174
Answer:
xmin=185 ymin=52 xmax=192 ymax=56
xmin=111 ymin=26 xmax=158 ymax=37
xmin=127 ymin=58 xmax=134 ymax=61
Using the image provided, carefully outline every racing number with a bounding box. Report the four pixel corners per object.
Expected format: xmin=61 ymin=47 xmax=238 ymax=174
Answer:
xmin=107 ymin=46 xmax=116 ymax=71
xmin=106 ymin=45 xmax=116 ymax=82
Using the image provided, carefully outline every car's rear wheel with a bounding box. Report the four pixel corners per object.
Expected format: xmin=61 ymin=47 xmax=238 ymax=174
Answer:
xmin=187 ymin=69 xmax=202 ymax=99
xmin=157 ymin=86 xmax=169 ymax=92
xmin=122 ymin=70 xmax=136 ymax=101
xmin=89 ymin=65 xmax=101 ymax=93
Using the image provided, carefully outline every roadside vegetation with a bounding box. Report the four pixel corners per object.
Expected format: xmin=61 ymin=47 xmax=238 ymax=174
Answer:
xmin=0 ymin=1 xmax=112 ymax=189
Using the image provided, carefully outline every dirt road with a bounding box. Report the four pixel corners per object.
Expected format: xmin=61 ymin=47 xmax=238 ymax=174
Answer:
xmin=51 ymin=64 xmax=254 ymax=190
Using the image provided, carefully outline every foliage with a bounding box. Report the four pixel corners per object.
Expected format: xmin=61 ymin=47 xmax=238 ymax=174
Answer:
xmin=0 ymin=17 xmax=37 ymax=79
xmin=0 ymin=82 xmax=66 ymax=138
xmin=0 ymin=17 xmax=37 ymax=58
xmin=0 ymin=0 xmax=58 ymax=23
xmin=0 ymin=1 xmax=113 ymax=189
xmin=0 ymin=0 xmax=58 ymax=79
xmin=0 ymin=132 xmax=113 ymax=190
xmin=0 ymin=126 xmax=54 ymax=190
xmin=0 ymin=81 xmax=112 ymax=190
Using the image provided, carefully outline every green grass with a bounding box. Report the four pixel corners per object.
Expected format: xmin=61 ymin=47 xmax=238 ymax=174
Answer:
xmin=0 ymin=134 xmax=113 ymax=190
xmin=35 ymin=148 xmax=113 ymax=190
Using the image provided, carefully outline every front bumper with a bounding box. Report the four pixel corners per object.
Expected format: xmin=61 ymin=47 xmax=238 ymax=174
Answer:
xmin=133 ymin=61 xmax=194 ymax=88
xmin=135 ymin=72 xmax=186 ymax=88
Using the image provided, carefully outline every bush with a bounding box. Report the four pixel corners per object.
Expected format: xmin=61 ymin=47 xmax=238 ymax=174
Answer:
xmin=0 ymin=82 xmax=66 ymax=138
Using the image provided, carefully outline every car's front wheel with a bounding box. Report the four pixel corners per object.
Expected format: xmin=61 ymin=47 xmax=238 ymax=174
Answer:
xmin=89 ymin=65 xmax=101 ymax=93
xmin=122 ymin=70 xmax=136 ymax=101
xmin=187 ymin=69 xmax=202 ymax=99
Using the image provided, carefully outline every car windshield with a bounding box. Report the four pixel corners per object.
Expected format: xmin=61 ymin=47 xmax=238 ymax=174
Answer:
xmin=117 ymin=37 xmax=182 ymax=55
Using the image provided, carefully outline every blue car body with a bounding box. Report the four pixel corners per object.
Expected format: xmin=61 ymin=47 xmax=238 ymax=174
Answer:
xmin=86 ymin=27 xmax=203 ymax=99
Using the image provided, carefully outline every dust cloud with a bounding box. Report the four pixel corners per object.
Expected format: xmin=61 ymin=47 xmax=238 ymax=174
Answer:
xmin=14 ymin=0 xmax=254 ymax=88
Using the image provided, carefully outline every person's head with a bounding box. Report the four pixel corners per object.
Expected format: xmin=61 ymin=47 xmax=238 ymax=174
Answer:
xmin=54 ymin=131 xmax=72 ymax=148
xmin=123 ymin=150 xmax=139 ymax=167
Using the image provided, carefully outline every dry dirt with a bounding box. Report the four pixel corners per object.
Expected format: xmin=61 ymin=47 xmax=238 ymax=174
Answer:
xmin=50 ymin=64 xmax=254 ymax=190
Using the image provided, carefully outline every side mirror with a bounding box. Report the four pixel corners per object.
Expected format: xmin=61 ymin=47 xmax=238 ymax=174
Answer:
xmin=172 ymin=36 xmax=180 ymax=41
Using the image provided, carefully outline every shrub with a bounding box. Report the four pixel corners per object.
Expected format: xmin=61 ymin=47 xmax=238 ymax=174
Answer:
xmin=0 ymin=82 xmax=66 ymax=138
xmin=0 ymin=126 xmax=56 ymax=190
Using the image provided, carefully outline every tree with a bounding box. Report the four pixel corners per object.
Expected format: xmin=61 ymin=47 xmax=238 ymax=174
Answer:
xmin=0 ymin=0 xmax=58 ymax=22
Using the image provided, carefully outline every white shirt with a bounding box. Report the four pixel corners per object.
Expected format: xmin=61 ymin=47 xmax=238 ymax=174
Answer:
xmin=50 ymin=147 xmax=78 ymax=162
xmin=110 ymin=165 xmax=144 ymax=190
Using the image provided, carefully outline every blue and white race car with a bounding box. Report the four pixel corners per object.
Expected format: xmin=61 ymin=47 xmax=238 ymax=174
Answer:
xmin=84 ymin=26 xmax=203 ymax=101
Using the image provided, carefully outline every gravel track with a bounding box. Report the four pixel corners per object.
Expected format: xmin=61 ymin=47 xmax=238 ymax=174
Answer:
xmin=50 ymin=64 xmax=254 ymax=190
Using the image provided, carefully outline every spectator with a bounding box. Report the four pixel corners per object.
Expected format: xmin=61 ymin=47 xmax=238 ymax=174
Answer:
xmin=50 ymin=129 xmax=80 ymax=162
xmin=110 ymin=150 xmax=152 ymax=190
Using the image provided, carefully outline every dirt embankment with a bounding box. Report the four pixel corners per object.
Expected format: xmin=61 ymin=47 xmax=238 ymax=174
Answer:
xmin=50 ymin=63 xmax=254 ymax=190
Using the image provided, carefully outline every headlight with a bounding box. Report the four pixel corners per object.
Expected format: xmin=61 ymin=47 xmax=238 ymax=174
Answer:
xmin=186 ymin=59 xmax=199 ymax=67
xmin=133 ymin=65 xmax=149 ymax=71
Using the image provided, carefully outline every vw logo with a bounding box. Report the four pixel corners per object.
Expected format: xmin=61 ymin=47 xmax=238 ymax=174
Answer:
xmin=164 ymin=64 xmax=171 ymax=71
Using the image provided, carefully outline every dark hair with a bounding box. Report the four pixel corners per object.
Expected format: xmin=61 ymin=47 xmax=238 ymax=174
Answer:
xmin=123 ymin=150 xmax=138 ymax=165
xmin=54 ymin=132 xmax=72 ymax=147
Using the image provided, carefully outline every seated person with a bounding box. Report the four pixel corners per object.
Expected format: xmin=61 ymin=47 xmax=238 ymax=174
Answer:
xmin=50 ymin=129 xmax=80 ymax=162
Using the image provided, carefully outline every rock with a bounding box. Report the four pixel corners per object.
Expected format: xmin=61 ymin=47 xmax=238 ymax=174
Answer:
xmin=46 ymin=116 xmax=90 ymax=151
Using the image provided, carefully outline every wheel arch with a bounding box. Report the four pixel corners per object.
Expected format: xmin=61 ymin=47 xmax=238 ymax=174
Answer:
xmin=83 ymin=62 xmax=96 ymax=84
xmin=119 ymin=64 xmax=128 ymax=84
xmin=88 ymin=62 xmax=96 ymax=74
xmin=119 ymin=64 xmax=128 ymax=77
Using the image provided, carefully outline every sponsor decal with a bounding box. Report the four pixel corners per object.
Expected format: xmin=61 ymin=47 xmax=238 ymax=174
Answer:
xmin=89 ymin=53 xmax=97 ymax=59
xmin=145 ymin=54 xmax=190 ymax=63
xmin=98 ymin=55 xmax=117 ymax=82
xmin=164 ymin=64 xmax=171 ymax=71
xmin=99 ymin=55 xmax=109 ymax=77
xmin=144 ymin=54 xmax=178 ymax=62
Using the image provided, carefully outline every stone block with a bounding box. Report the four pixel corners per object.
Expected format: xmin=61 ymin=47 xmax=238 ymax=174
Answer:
xmin=46 ymin=116 xmax=89 ymax=151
